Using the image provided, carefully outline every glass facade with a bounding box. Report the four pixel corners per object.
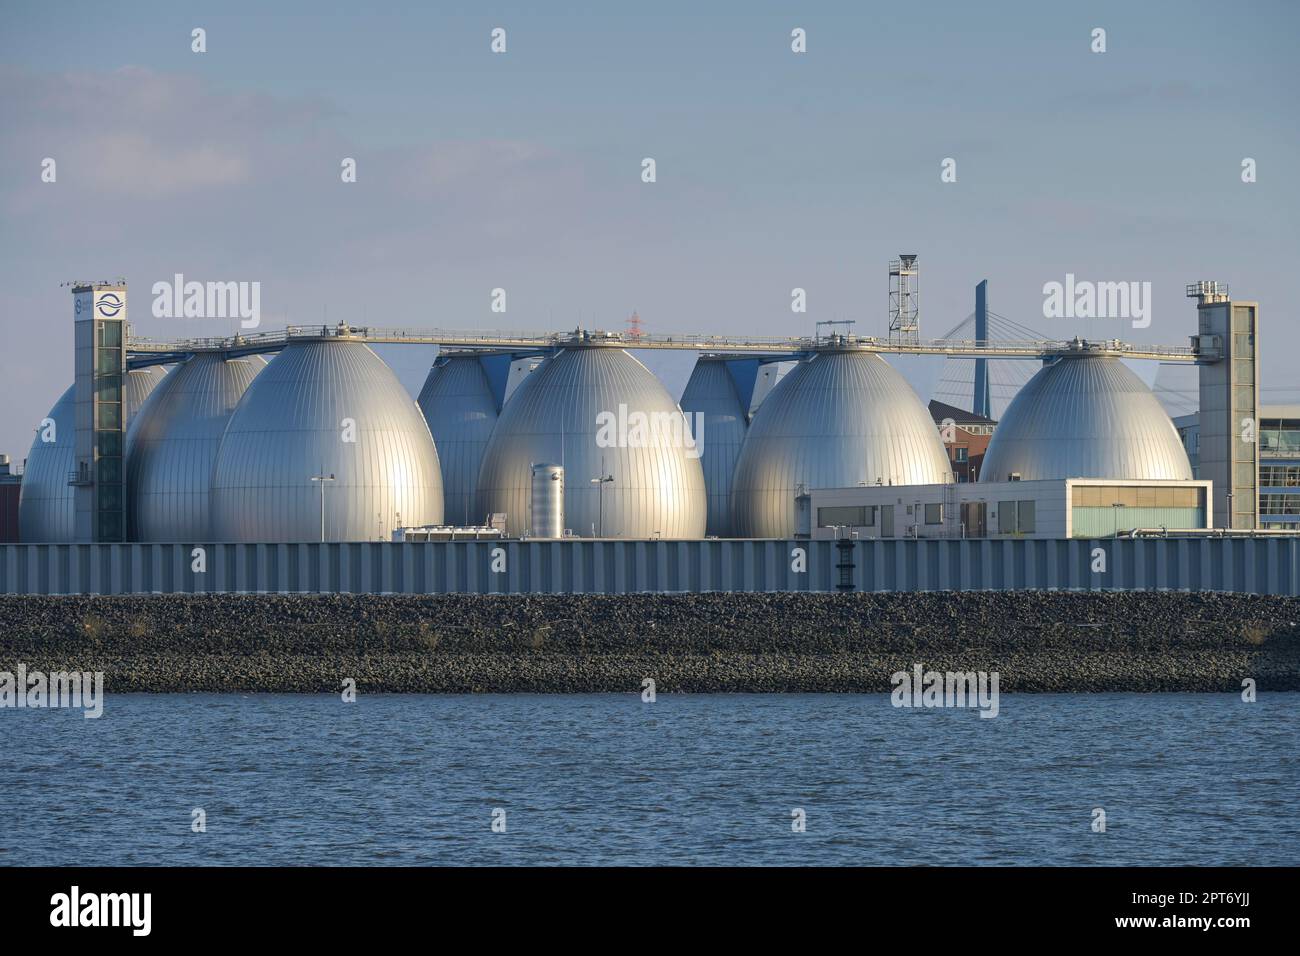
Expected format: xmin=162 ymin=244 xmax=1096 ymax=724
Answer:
xmin=1259 ymin=413 xmax=1300 ymax=530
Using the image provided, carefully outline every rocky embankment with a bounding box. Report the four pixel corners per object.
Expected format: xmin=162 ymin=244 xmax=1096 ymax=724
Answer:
xmin=1 ymin=591 xmax=1298 ymax=693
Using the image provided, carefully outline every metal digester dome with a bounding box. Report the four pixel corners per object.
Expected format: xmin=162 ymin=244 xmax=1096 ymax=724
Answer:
xmin=679 ymin=357 xmax=749 ymax=537
xmin=126 ymin=352 xmax=268 ymax=541
xmin=18 ymin=367 xmax=168 ymax=543
xmin=416 ymin=353 xmax=498 ymax=527
xmin=730 ymin=349 xmax=953 ymax=538
xmin=476 ymin=342 xmax=707 ymax=538
xmin=209 ymin=340 xmax=443 ymax=541
xmin=979 ymin=354 xmax=1192 ymax=482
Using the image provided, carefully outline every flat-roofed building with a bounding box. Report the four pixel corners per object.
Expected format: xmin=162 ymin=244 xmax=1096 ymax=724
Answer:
xmin=802 ymin=477 xmax=1212 ymax=540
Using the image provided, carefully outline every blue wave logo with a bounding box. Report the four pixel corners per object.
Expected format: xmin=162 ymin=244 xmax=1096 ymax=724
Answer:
xmin=96 ymin=293 xmax=123 ymax=318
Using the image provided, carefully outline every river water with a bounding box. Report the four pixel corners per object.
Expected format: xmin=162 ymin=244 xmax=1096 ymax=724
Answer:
xmin=3 ymin=693 xmax=1295 ymax=865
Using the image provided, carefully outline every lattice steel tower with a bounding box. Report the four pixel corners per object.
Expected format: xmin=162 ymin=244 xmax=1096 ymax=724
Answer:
xmin=889 ymin=255 xmax=920 ymax=346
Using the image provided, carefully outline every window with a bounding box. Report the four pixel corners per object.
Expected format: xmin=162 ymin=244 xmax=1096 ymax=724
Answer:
xmin=95 ymin=403 xmax=121 ymax=430
xmin=998 ymin=503 xmax=1017 ymax=534
xmin=997 ymin=500 xmax=1036 ymax=534
xmin=1261 ymin=465 xmax=1300 ymax=488
xmin=97 ymin=431 xmax=123 ymax=457
xmin=1260 ymin=495 xmax=1300 ymax=516
xmin=954 ymin=447 xmax=969 ymax=462
xmin=924 ymin=503 xmax=942 ymax=525
xmin=95 ymin=375 xmax=122 ymax=403
xmin=96 ymin=348 xmax=120 ymax=374
xmin=817 ymin=505 xmax=875 ymax=527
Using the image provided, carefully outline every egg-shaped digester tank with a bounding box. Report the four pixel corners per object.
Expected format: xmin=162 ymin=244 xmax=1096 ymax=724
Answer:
xmin=979 ymin=354 xmax=1193 ymax=482
xmin=126 ymin=352 xmax=268 ymax=541
xmin=209 ymin=340 xmax=443 ymax=541
xmin=730 ymin=349 xmax=952 ymax=538
xmin=476 ymin=343 xmax=706 ymax=538
xmin=416 ymin=353 xmax=498 ymax=527
xmin=679 ymin=357 xmax=749 ymax=537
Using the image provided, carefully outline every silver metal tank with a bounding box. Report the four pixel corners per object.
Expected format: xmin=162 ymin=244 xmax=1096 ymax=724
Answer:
xmin=679 ymin=357 xmax=748 ymax=536
xmin=529 ymin=462 xmax=565 ymax=537
xmin=416 ymin=353 xmax=498 ymax=527
xmin=126 ymin=352 xmax=268 ymax=541
xmin=209 ymin=340 xmax=443 ymax=541
xmin=979 ymin=354 xmax=1193 ymax=482
xmin=18 ymin=366 xmax=168 ymax=542
xmin=476 ymin=343 xmax=707 ymax=538
xmin=730 ymin=349 xmax=953 ymax=538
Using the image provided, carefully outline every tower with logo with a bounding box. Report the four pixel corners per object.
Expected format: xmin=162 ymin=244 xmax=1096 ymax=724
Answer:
xmin=72 ymin=281 xmax=128 ymax=541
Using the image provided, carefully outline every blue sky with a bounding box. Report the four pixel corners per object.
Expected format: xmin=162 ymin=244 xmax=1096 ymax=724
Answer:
xmin=1 ymin=0 xmax=1297 ymax=456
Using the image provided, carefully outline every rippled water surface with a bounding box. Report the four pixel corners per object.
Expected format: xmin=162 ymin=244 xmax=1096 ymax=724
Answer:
xmin=3 ymin=693 xmax=1296 ymax=865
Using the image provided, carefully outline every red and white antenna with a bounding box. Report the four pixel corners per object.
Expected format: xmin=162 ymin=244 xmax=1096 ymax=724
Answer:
xmin=625 ymin=310 xmax=645 ymax=340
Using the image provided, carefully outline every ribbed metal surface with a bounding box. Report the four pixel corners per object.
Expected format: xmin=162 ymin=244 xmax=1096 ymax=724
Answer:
xmin=15 ymin=385 xmax=75 ymax=543
xmin=980 ymin=355 xmax=1193 ymax=482
xmin=7 ymin=537 xmax=1300 ymax=596
xmin=18 ymin=367 xmax=167 ymax=543
xmin=680 ymin=358 xmax=748 ymax=536
xmin=476 ymin=346 xmax=707 ymax=538
xmin=210 ymin=341 xmax=443 ymax=542
xmin=530 ymin=463 xmax=565 ymax=538
xmin=416 ymin=354 xmax=497 ymax=526
xmin=731 ymin=350 xmax=953 ymax=538
xmin=126 ymin=353 xmax=268 ymax=541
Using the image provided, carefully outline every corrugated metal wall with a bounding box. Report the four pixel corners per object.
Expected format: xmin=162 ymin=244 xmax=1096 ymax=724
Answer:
xmin=2 ymin=537 xmax=1299 ymax=595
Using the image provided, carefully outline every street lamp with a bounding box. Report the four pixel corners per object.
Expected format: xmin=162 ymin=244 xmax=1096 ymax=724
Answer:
xmin=311 ymin=472 xmax=336 ymax=542
xmin=1111 ymin=502 xmax=1123 ymax=538
xmin=590 ymin=462 xmax=614 ymax=538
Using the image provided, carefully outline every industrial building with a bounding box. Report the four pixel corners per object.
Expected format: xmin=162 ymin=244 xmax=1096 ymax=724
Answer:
xmin=2 ymin=266 xmax=1291 ymax=597
xmin=802 ymin=347 xmax=1209 ymax=540
xmin=803 ymin=478 xmax=1211 ymax=540
xmin=1176 ymin=404 xmax=1300 ymax=531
